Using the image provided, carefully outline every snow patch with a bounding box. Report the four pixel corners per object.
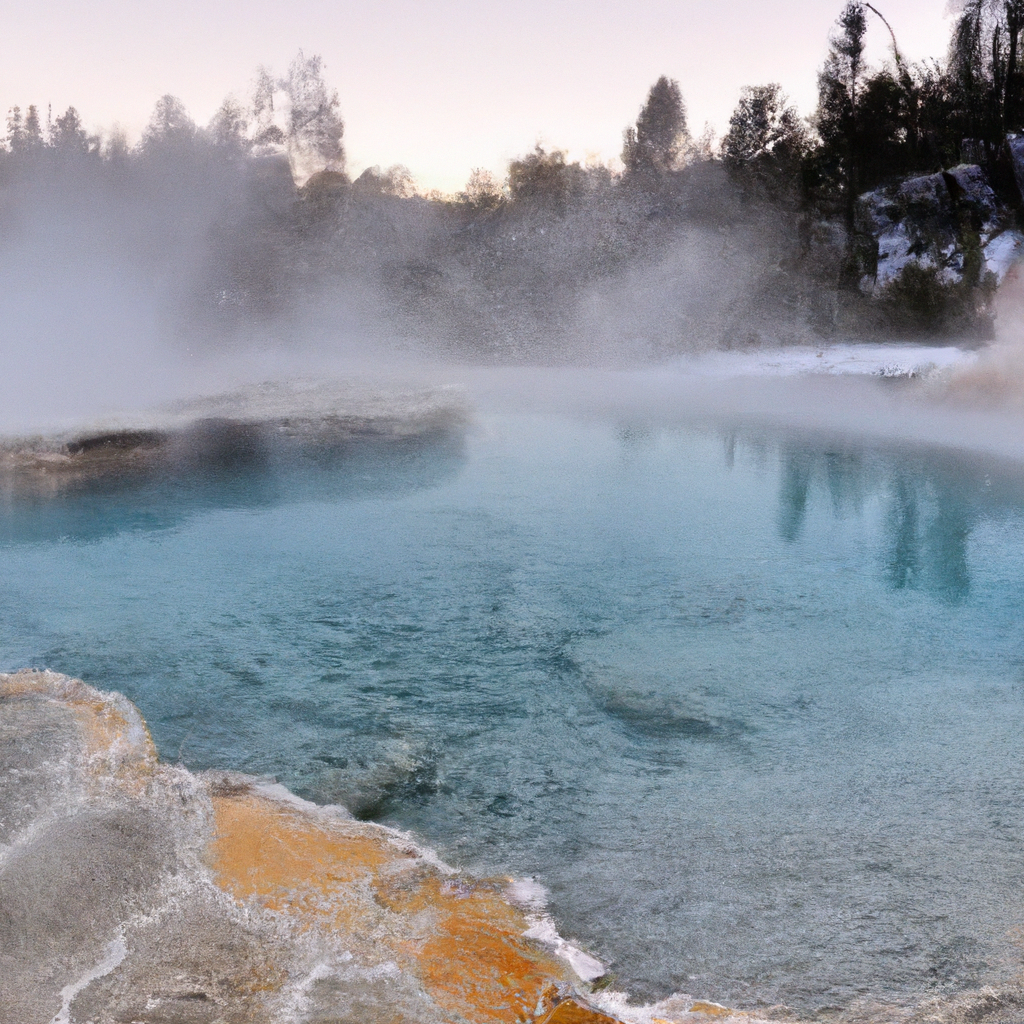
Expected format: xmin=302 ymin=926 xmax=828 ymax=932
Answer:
xmin=675 ymin=343 xmax=975 ymax=380
xmin=984 ymin=230 xmax=1024 ymax=283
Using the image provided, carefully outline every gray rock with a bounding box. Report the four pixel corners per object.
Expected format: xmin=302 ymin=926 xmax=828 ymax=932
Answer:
xmin=68 ymin=894 xmax=280 ymax=1024
xmin=946 ymin=164 xmax=1000 ymax=229
xmin=857 ymin=164 xmax=1018 ymax=296
xmin=0 ymin=808 xmax=176 ymax=1023
xmin=1006 ymin=133 xmax=1024 ymax=202
xmin=0 ymin=696 xmax=83 ymax=846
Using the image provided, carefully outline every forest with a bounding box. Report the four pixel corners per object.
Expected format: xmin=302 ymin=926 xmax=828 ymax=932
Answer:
xmin=4 ymin=1 xmax=1024 ymax=360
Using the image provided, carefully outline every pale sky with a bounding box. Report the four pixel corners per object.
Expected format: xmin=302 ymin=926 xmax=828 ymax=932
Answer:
xmin=1 ymin=0 xmax=953 ymax=193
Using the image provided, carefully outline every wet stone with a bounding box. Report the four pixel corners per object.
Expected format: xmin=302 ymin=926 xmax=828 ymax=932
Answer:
xmin=68 ymin=896 xmax=282 ymax=1024
xmin=0 ymin=696 xmax=84 ymax=845
xmin=0 ymin=807 xmax=176 ymax=1024
xmin=0 ymin=671 xmax=611 ymax=1024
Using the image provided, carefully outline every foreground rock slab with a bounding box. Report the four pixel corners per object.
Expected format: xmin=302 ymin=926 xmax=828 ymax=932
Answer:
xmin=0 ymin=670 xmax=621 ymax=1024
xmin=5 ymin=671 xmax=1021 ymax=1024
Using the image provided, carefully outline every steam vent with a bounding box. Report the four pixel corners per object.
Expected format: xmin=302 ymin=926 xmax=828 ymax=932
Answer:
xmin=0 ymin=670 xmax=747 ymax=1023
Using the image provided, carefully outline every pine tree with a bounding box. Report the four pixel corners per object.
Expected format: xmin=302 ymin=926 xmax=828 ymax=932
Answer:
xmin=51 ymin=106 xmax=89 ymax=155
xmin=723 ymin=84 xmax=805 ymax=165
xmin=141 ymin=95 xmax=196 ymax=153
xmin=815 ymin=2 xmax=868 ymax=224
xmin=947 ymin=0 xmax=1024 ymax=143
xmin=23 ymin=105 xmax=42 ymax=150
xmin=622 ymin=77 xmax=688 ymax=179
xmin=5 ymin=106 xmax=24 ymax=152
xmin=208 ymin=98 xmax=249 ymax=151
xmin=6 ymin=105 xmax=45 ymax=155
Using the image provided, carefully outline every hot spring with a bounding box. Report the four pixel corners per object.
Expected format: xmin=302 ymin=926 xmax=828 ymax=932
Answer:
xmin=5 ymin=365 xmax=1024 ymax=1017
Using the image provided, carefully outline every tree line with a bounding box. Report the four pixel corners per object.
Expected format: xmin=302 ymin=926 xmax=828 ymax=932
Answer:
xmin=2 ymin=3 xmax=1021 ymax=349
xmin=6 ymin=4 xmax=1021 ymax=213
xmin=8 ymin=3 xmax=1012 ymax=207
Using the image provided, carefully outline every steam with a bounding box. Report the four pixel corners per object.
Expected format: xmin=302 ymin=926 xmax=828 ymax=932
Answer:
xmin=1 ymin=52 xmax=1021 ymax=441
xmin=940 ymin=269 xmax=1024 ymax=405
xmin=0 ymin=140 xmax=827 ymax=438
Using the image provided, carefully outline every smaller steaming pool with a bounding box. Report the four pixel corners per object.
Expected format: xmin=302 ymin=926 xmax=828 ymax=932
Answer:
xmin=4 ymin=405 xmax=1024 ymax=1015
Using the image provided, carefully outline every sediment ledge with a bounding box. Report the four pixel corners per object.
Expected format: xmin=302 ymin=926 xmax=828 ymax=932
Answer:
xmin=0 ymin=380 xmax=467 ymax=497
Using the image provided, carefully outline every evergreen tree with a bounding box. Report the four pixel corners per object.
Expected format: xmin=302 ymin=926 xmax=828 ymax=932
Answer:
xmin=622 ymin=77 xmax=688 ymax=178
xmin=946 ymin=0 xmax=1024 ymax=146
xmin=23 ymin=105 xmax=43 ymax=150
xmin=855 ymin=69 xmax=927 ymax=184
xmin=815 ymin=1 xmax=868 ymax=223
xmin=723 ymin=84 xmax=805 ymax=165
xmin=5 ymin=106 xmax=24 ymax=152
xmin=208 ymin=98 xmax=249 ymax=151
xmin=51 ymin=106 xmax=90 ymax=155
xmin=6 ymin=105 xmax=45 ymax=155
xmin=723 ymin=85 xmax=807 ymax=201
xmin=1002 ymin=0 xmax=1024 ymax=128
xmin=141 ymin=95 xmax=197 ymax=155
xmin=103 ymin=125 xmax=131 ymax=162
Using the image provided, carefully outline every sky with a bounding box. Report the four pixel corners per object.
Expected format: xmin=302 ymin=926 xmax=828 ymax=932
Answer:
xmin=1 ymin=0 xmax=954 ymax=193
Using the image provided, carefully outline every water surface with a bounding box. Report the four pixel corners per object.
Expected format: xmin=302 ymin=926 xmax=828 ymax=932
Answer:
xmin=4 ymin=411 xmax=1024 ymax=1014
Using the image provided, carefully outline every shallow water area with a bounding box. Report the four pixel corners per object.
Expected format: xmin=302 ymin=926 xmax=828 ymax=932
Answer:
xmin=5 ymin=369 xmax=1024 ymax=1017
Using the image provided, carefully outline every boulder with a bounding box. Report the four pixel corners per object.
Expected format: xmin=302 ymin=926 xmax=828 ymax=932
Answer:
xmin=1006 ymin=133 xmax=1024 ymax=202
xmin=857 ymin=164 xmax=1020 ymax=297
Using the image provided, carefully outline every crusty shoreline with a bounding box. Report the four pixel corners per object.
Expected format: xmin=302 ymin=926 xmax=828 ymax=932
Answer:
xmin=0 ymin=380 xmax=468 ymax=497
xmin=0 ymin=670 xmax=611 ymax=1024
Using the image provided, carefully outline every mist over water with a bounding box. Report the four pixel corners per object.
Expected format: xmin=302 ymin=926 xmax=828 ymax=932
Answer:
xmin=0 ymin=103 xmax=836 ymax=438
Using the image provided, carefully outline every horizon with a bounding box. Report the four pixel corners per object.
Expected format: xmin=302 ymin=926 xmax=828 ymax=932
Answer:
xmin=2 ymin=0 xmax=953 ymax=193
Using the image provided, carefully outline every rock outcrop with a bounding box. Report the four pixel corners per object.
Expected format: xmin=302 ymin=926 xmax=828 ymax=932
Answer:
xmin=857 ymin=164 xmax=1024 ymax=300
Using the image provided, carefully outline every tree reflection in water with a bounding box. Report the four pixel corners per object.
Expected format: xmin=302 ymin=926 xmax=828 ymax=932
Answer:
xmin=772 ymin=437 xmax=1023 ymax=604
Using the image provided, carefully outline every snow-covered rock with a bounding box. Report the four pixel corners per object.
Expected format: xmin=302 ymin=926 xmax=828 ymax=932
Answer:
xmin=875 ymin=223 xmax=920 ymax=290
xmin=858 ymin=164 xmax=1019 ymax=295
xmin=983 ymin=229 xmax=1024 ymax=282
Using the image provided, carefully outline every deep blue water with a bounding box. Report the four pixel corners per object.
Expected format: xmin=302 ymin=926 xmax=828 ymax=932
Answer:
xmin=4 ymin=411 xmax=1024 ymax=1013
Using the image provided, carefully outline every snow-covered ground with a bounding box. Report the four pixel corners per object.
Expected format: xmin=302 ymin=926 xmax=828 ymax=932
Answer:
xmin=673 ymin=342 xmax=976 ymax=379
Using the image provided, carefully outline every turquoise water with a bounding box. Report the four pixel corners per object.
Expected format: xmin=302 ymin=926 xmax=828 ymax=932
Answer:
xmin=4 ymin=411 xmax=1024 ymax=1014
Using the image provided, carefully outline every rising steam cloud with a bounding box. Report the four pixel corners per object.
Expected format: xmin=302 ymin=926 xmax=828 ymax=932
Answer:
xmin=1 ymin=46 xmax=1017 ymax=437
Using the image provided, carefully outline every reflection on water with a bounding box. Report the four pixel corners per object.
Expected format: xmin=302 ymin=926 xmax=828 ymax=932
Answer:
xmin=777 ymin=450 xmax=812 ymax=543
xmin=886 ymin=476 xmax=920 ymax=591
xmin=879 ymin=475 xmax=973 ymax=601
xmin=774 ymin=440 xmax=1024 ymax=602
xmin=0 ymin=429 xmax=466 ymax=545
